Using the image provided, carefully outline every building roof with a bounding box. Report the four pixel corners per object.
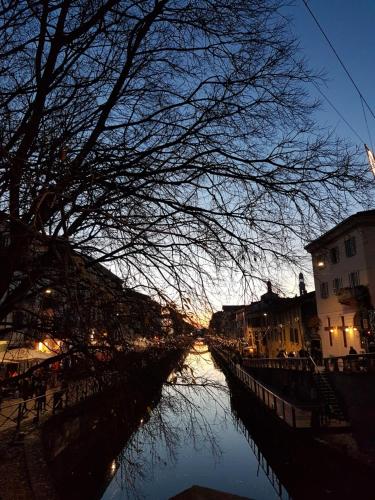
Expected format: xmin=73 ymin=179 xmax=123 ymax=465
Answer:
xmin=305 ymin=210 xmax=375 ymax=253
xmin=245 ymin=291 xmax=315 ymax=316
xmin=73 ymin=252 xmax=123 ymax=287
xmin=222 ymin=305 xmax=247 ymax=312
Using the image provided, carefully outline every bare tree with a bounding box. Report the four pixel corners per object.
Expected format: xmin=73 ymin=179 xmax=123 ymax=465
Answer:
xmin=0 ymin=0 xmax=372 ymax=339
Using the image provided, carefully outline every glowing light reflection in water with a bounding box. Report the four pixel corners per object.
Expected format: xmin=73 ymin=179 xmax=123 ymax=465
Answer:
xmin=101 ymin=343 xmax=289 ymax=500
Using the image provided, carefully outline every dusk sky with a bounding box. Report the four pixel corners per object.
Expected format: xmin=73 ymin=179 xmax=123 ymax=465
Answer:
xmin=212 ymin=1 xmax=375 ymax=311
xmin=288 ymin=0 xmax=375 ymax=151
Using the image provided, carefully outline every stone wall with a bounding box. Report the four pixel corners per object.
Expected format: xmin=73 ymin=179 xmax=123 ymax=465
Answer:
xmin=42 ymin=348 xmax=185 ymax=499
xmin=328 ymin=372 xmax=375 ymax=454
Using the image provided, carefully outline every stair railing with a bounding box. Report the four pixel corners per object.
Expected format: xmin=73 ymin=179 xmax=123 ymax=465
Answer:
xmin=308 ymin=355 xmax=346 ymax=422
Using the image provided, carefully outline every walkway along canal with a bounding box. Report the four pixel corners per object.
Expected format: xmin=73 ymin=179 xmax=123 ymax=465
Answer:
xmin=44 ymin=341 xmax=375 ymax=500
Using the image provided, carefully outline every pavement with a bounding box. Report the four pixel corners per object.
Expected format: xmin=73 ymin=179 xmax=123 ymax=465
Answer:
xmin=0 ymin=424 xmax=58 ymax=500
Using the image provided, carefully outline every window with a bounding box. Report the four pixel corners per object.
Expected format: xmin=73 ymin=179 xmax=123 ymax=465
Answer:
xmin=330 ymin=246 xmax=340 ymax=264
xmin=345 ymin=237 xmax=356 ymax=257
xmin=348 ymin=270 xmax=360 ymax=288
xmin=294 ymin=328 xmax=299 ymax=344
xmin=324 ymin=316 xmax=333 ymax=347
xmin=320 ymin=282 xmax=329 ymax=299
xmin=0 ymin=233 xmax=10 ymax=248
xmin=332 ymin=277 xmax=343 ymax=294
xmin=290 ymin=328 xmax=298 ymax=343
xmin=289 ymin=327 xmax=299 ymax=344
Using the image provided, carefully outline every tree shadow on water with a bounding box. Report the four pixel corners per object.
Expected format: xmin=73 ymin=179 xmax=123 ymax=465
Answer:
xmin=106 ymin=351 xmax=231 ymax=500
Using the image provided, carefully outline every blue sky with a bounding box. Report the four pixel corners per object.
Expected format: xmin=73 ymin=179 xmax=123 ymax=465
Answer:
xmin=286 ymin=0 xmax=375 ymax=149
xmin=109 ymin=2 xmax=375 ymax=316
xmin=209 ymin=1 xmax=375 ymax=311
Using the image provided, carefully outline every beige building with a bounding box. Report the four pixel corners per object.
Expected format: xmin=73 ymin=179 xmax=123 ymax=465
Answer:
xmin=240 ymin=283 xmax=317 ymax=358
xmin=209 ymin=305 xmax=245 ymax=339
xmin=305 ymin=210 xmax=375 ymax=358
xmin=209 ymin=281 xmax=318 ymax=358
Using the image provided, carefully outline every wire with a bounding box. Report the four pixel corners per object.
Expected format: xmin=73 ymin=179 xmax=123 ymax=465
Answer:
xmin=302 ymin=0 xmax=375 ymax=123
xmin=292 ymin=54 xmax=367 ymax=143
xmin=312 ymin=81 xmax=366 ymax=144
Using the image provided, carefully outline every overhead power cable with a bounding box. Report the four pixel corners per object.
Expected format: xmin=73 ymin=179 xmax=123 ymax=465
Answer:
xmin=302 ymin=0 xmax=375 ymax=123
xmin=312 ymin=81 xmax=366 ymax=144
xmin=291 ymin=54 xmax=367 ymax=143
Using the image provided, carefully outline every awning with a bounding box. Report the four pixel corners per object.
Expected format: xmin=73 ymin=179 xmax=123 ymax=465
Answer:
xmin=1 ymin=348 xmax=53 ymax=362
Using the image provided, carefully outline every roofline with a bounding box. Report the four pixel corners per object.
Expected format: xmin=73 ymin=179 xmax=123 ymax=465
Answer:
xmin=305 ymin=210 xmax=375 ymax=253
xmin=220 ymin=291 xmax=315 ymax=314
xmin=222 ymin=305 xmax=247 ymax=311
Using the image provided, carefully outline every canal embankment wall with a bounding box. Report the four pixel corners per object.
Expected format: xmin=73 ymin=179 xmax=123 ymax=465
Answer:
xmin=242 ymin=362 xmax=375 ymax=457
xmin=228 ymin=380 xmax=375 ymax=500
xmin=0 ymin=346 xmax=187 ymax=500
xmin=42 ymin=347 xmax=186 ymax=500
xmin=242 ymin=366 xmax=315 ymax=403
xmin=214 ymin=347 xmax=375 ymax=473
xmin=327 ymin=372 xmax=375 ymax=456
xmin=212 ymin=348 xmax=375 ymax=499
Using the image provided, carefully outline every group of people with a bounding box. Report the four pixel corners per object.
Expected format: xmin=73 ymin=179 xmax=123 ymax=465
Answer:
xmin=276 ymin=348 xmax=309 ymax=358
xmin=18 ymin=371 xmax=48 ymax=412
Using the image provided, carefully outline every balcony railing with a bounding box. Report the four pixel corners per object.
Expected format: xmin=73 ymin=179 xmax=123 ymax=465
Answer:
xmin=337 ymin=285 xmax=368 ymax=306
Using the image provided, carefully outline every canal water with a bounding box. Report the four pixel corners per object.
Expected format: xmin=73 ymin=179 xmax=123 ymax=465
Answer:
xmin=101 ymin=342 xmax=287 ymax=500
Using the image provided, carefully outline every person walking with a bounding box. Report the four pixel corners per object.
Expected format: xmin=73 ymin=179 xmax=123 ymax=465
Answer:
xmin=34 ymin=377 xmax=42 ymax=412
xmin=38 ymin=378 xmax=47 ymax=412
xmin=35 ymin=377 xmax=47 ymax=413
xmin=18 ymin=377 xmax=32 ymax=415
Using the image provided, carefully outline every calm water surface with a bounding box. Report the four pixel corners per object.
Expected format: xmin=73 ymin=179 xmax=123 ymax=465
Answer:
xmin=101 ymin=343 xmax=289 ymax=500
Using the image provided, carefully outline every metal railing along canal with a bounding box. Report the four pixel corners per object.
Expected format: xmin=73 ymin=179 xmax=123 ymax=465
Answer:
xmin=213 ymin=348 xmax=312 ymax=429
xmin=0 ymin=371 xmax=120 ymax=434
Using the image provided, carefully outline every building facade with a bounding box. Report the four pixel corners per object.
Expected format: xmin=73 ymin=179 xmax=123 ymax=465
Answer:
xmin=243 ymin=282 xmax=318 ymax=358
xmin=209 ymin=281 xmax=318 ymax=358
xmin=209 ymin=305 xmax=245 ymax=339
xmin=305 ymin=210 xmax=375 ymax=357
xmin=0 ymin=220 xmax=163 ymax=359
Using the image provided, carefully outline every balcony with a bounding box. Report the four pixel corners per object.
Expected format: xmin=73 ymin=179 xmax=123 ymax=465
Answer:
xmin=337 ymin=285 xmax=369 ymax=307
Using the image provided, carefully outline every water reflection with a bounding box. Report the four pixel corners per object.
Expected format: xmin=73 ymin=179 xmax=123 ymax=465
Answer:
xmin=102 ymin=343 xmax=288 ymax=500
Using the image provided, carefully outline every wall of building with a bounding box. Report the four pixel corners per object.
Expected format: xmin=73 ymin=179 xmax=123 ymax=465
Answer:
xmin=312 ymin=227 xmax=366 ymax=357
xmin=246 ymin=301 xmax=312 ymax=358
xmin=363 ymin=226 xmax=375 ymax=305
